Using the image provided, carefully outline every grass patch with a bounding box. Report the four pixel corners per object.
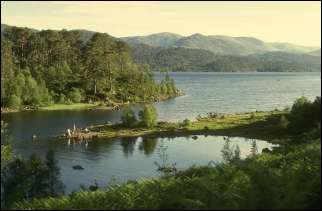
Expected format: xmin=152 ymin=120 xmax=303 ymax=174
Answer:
xmin=40 ymin=103 xmax=99 ymax=111
xmin=87 ymin=111 xmax=290 ymax=143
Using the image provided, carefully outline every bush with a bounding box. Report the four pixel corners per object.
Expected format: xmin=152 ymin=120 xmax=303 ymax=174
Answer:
xmin=180 ymin=118 xmax=191 ymax=127
xmin=7 ymin=95 xmax=21 ymax=109
xmin=39 ymin=83 xmax=53 ymax=106
xmin=311 ymin=96 xmax=321 ymax=124
xmin=29 ymin=92 xmax=42 ymax=106
xmin=139 ymin=105 xmax=158 ymax=128
xmin=2 ymin=151 xmax=64 ymax=209
xmin=279 ymin=115 xmax=289 ymax=129
xmin=288 ymin=96 xmax=321 ymax=132
xmin=121 ymin=107 xmax=138 ymax=127
xmin=65 ymin=99 xmax=73 ymax=105
xmin=68 ymin=88 xmax=84 ymax=103
xmin=39 ymin=87 xmax=53 ymax=106
xmin=58 ymin=94 xmax=66 ymax=104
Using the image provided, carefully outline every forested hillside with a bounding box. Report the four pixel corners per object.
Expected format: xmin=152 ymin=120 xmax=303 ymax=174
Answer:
xmin=123 ymin=32 xmax=320 ymax=72
xmin=121 ymin=32 xmax=183 ymax=48
xmin=129 ymin=44 xmax=321 ymax=72
xmin=3 ymin=25 xmax=320 ymax=73
xmin=204 ymin=52 xmax=321 ymax=72
xmin=122 ymin=32 xmax=319 ymax=55
xmin=130 ymin=44 xmax=216 ymax=71
xmin=1 ymin=26 xmax=178 ymax=109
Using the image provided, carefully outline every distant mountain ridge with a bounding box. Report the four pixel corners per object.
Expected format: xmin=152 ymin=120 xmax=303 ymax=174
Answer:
xmin=121 ymin=32 xmax=183 ymax=48
xmin=2 ymin=24 xmax=319 ymax=54
xmin=130 ymin=44 xmax=321 ymax=72
xmin=122 ymin=32 xmax=320 ymax=72
xmin=308 ymin=48 xmax=321 ymax=56
xmin=1 ymin=24 xmax=320 ymax=72
xmin=1 ymin=23 xmax=38 ymax=34
xmin=122 ymin=32 xmax=319 ymax=55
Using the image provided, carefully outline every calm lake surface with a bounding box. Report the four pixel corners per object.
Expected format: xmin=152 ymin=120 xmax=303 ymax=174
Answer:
xmin=7 ymin=135 xmax=277 ymax=192
xmin=2 ymin=72 xmax=321 ymax=192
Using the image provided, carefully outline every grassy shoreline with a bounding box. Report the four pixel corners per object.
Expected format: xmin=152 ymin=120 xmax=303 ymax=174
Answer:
xmin=40 ymin=103 xmax=101 ymax=111
xmin=1 ymin=92 xmax=184 ymax=114
xmin=66 ymin=110 xmax=291 ymax=144
xmin=1 ymin=103 xmax=103 ymax=113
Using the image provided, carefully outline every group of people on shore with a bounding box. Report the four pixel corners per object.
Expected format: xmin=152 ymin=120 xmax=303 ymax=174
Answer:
xmin=66 ymin=124 xmax=89 ymax=140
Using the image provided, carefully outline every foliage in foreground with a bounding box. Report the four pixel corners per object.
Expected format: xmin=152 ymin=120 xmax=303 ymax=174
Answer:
xmin=287 ymin=96 xmax=321 ymax=132
xmin=1 ymin=121 xmax=64 ymax=210
xmin=15 ymin=137 xmax=321 ymax=210
xmin=4 ymin=97 xmax=322 ymax=210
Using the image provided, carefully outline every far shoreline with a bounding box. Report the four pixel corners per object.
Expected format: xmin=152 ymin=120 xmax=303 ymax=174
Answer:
xmin=1 ymin=92 xmax=184 ymax=114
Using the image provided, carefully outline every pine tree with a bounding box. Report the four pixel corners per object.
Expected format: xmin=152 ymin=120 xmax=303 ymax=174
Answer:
xmin=139 ymin=105 xmax=158 ymax=128
xmin=46 ymin=150 xmax=65 ymax=196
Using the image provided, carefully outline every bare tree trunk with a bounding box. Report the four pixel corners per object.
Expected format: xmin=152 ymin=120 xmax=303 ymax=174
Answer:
xmin=108 ymin=61 xmax=112 ymax=93
xmin=94 ymin=79 xmax=97 ymax=95
xmin=119 ymin=53 xmax=123 ymax=72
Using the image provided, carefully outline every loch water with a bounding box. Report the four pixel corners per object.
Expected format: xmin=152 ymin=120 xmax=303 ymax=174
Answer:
xmin=2 ymin=72 xmax=320 ymax=192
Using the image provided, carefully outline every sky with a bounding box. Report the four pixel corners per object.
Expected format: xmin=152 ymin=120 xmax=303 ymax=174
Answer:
xmin=1 ymin=1 xmax=321 ymax=47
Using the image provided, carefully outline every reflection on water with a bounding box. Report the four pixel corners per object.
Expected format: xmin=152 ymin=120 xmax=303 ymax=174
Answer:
xmin=250 ymin=139 xmax=258 ymax=156
xmin=220 ymin=137 xmax=259 ymax=163
xmin=138 ymin=138 xmax=158 ymax=156
xmin=10 ymin=135 xmax=277 ymax=192
xmin=121 ymin=138 xmax=137 ymax=158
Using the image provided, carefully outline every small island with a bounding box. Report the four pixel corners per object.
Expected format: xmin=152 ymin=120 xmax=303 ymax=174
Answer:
xmin=57 ymin=96 xmax=320 ymax=147
xmin=59 ymin=110 xmax=286 ymax=142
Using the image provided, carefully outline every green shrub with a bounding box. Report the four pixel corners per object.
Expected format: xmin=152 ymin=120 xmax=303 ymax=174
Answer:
xmin=180 ymin=119 xmax=191 ymax=127
xmin=7 ymin=95 xmax=21 ymax=109
xmin=121 ymin=107 xmax=138 ymax=127
xmin=58 ymin=94 xmax=66 ymax=104
xmin=279 ymin=115 xmax=289 ymax=129
xmin=39 ymin=88 xmax=53 ymax=106
xmin=30 ymin=92 xmax=42 ymax=106
xmin=2 ymin=151 xmax=64 ymax=209
xmin=139 ymin=105 xmax=158 ymax=128
xmin=288 ymin=96 xmax=321 ymax=132
xmin=65 ymin=99 xmax=73 ymax=105
xmin=68 ymin=88 xmax=84 ymax=103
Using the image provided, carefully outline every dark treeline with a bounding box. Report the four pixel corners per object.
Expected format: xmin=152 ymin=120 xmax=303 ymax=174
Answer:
xmin=1 ymin=26 xmax=179 ymax=108
xmin=1 ymin=121 xmax=64 ymax=209
xmin=1 ymin=149 xmax=64 ymax=209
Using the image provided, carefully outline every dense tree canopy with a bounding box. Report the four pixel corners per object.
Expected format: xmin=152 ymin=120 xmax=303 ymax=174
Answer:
xmin=1 ymin=26 xmax=179 ymax=108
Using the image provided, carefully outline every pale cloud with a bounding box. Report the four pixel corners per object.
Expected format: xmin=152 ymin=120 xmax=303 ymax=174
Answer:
xmin=1 ymin=1 xmax=321 ymax=46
